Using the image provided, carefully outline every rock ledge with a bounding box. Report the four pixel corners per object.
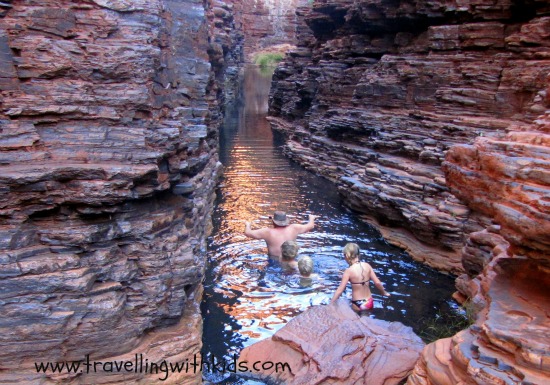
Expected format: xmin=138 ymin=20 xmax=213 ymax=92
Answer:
xmin=240 ymin=300 xmax=425 ymax=385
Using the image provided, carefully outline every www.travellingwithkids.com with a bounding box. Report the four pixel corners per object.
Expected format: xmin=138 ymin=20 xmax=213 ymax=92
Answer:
xmin=34 ymin=353 xmax=291 ymax=381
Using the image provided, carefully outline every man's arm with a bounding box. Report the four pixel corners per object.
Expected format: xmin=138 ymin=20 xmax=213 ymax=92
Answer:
xmin=244 ymin=221 xmax=269 ymax=240
xmin=290 ymin=214 xmax=318 ymax=235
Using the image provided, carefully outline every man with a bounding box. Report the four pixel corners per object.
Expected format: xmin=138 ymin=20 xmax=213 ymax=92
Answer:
xmin=243 ymin=211 xmax=318 ymax=258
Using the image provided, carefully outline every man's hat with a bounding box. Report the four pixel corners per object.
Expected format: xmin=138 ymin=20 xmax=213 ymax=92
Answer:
xmin=272 ymin=211 xmax=290 ymax=226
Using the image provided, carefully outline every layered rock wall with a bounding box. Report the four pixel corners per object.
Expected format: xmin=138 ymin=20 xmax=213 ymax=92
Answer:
xmin=0 ymin=0 xmax=239 ymax=383
xmin=407 ymin=95 xmax=550 ymax=385
xmin=267 ymin=0 xmax=549 ymax=383
xmin=268 ymin=0 xmax=550 ymax=273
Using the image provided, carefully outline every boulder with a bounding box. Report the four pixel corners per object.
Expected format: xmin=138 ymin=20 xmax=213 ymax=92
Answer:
xmin=240 ymin=300 xmax=425 ymax=385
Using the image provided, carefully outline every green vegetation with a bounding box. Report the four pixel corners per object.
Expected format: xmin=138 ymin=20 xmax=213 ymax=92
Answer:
xmin=417 ymin=301 xmax=477 ymax=344
xmin=254 ymin=52 xmax=285 ymax=70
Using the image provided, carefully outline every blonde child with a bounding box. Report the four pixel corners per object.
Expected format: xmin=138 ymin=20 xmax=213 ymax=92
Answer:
xmin=330 ymin=243 xmax=390 ymax=311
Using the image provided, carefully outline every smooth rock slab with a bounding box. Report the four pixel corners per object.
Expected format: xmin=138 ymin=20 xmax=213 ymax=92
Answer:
xmin=239 ymin=300 xmax=424 ymax=385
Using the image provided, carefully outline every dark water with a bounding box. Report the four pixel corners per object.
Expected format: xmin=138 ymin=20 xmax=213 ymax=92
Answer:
xmin=200 ymin=65 xmax=462 ymax=384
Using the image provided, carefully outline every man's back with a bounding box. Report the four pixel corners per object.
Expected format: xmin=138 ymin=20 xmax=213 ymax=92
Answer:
xmin=244 ymin=213 xmax=318 ymax=258
xmin=262 ymin=225 xmax=302 ymax=257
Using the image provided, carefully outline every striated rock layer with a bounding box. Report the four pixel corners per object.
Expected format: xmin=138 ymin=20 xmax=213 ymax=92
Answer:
xmin=407 ymin=105 xmax=550 ymax=384
xmin=0 ymin=0 xmax=240 ymax=383
xmin=240 ymin=300 xmax=425 ymax=385
xmin=268 ymin=0 xmax=550 ymax=273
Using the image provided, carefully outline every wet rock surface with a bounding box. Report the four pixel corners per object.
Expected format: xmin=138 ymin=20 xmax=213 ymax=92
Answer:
xmin=0 ymin=0 xmax=240 ymax=383
xmin=268 ymin=0 xmax=550 ymax=273
xmin=239 ymin=300 xmax=425 ymax=385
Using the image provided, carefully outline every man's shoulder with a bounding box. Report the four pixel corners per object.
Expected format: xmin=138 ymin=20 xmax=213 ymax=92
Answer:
xmin=287 ymin=223 xmax=305 ymax=231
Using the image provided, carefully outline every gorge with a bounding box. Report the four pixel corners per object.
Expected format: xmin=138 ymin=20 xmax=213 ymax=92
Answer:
xmin=1 ymin=0 xmax=549 ymax=385
xmin=266 ymin=0 xmax=549 ymax=384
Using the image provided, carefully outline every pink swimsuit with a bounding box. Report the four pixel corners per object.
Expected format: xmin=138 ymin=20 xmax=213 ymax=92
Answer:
xmin=351 ymin=297 xmax=374 ymax=310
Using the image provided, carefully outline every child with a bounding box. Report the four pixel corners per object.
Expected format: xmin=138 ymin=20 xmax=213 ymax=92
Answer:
xmin=330 ymin=243 xmax=390 ymax=311
xmin=298 ymin=256 xmax=314 ymax=277
xmin=281 ymin=240 xmax=299 ymax=270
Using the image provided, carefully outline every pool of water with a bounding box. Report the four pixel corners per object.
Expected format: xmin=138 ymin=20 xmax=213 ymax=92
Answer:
xmin=200 ymin=65 xmax=461 ymax=384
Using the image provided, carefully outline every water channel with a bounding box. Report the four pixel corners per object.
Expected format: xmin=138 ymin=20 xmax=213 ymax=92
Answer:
xmin=201 ymin=65 xmax=462 ymax=384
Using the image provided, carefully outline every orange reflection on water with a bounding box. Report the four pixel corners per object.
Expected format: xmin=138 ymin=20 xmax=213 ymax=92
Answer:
xmin=219 ymin=66 xmax=307 ymax=238
xmin=207 ymin=65 xmax=321 ymax=345
xmin=203 ymin=66 xmax=462 ymax=357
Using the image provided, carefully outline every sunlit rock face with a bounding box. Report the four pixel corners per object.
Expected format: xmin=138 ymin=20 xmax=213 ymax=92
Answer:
xmin=267 ymin=0 xmax=550 ymax=274
xmin=0 ymin=0 xmax=239 ymax=383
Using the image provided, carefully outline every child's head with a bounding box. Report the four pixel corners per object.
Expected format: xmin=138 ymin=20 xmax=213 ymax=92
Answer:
xmin=281 ymin=240 xmax=299 ymax=261
xmin=343 ymin=243 xmax=360 ymax=265
xmin=298 ymin=256 xmax=313 ymax=277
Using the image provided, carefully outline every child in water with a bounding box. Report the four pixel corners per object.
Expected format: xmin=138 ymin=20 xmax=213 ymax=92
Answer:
xmin=281 ymin=241 xmax=317 ymax=285
xmin=330 ymin=243 xmax=390 ymax=311
xmin=281 ymin=240 xmax=299 ymax=271
xmin=298 ymin=256 xmax=313 ymax=277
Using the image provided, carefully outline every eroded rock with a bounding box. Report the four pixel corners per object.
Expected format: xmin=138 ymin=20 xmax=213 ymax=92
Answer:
xmin=239 ymin=300 xmax=425 ymax=385
xmin=409 ymin=113 xmax=550 ymax=384
xmin=409 ymin=254 xmax=550 ymax=385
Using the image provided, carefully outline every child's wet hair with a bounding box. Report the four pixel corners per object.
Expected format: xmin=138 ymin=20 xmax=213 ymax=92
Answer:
xmin=343 ymin=242 xmax=360 ymax=264
xmin=298 ymin=256 xmax=313 ymax=276
xmin=281 ymin=240 xmax=299 ymax=260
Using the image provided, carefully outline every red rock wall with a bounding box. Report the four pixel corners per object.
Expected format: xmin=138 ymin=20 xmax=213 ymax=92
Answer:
xmin=0 ymin=0 xmax=239 ymax=383
xmin=268 ymin=0 xmax=550 ymax=273
xmin=267 ymin=0 xmax=550 ymax=383
xmin=408 ymin=83 xmax=550 ymax=385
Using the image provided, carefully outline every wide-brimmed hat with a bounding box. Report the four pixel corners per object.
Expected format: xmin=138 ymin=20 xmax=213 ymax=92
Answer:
xmin=272 ymin=211 xmax=290 ymax=226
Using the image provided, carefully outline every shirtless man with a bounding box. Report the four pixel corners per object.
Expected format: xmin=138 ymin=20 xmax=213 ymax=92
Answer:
xmin=243 ymin=211 xmax=318 ymax=258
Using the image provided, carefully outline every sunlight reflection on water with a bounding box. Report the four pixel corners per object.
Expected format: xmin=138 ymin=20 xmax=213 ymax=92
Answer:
xmin=201 ymin=65 xmax=460 ymax=384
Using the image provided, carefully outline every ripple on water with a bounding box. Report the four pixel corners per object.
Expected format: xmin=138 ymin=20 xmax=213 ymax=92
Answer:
xmin=201 ymin=66 xmax=461 ymax=384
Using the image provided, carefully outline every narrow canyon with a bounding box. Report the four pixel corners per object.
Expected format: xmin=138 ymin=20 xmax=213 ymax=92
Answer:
xmin=0 ymin=0 xmax=548 ymax=384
